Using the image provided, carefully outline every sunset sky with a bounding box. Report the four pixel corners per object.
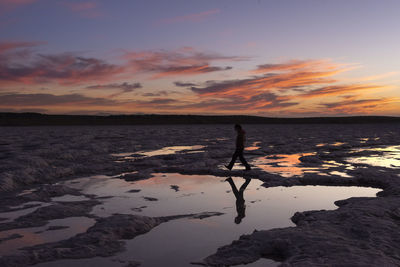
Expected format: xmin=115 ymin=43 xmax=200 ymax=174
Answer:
xmin=0 ymin=0 xmax=399 ymax=117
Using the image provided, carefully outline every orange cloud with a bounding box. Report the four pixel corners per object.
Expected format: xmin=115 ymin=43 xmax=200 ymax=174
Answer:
xmin=298 ymin=84 xmax=386 ymax=99
xmin=1 ymin=43 xmax=397 ymax=116
xmin=180 ymin=59 xmax=396 ymax=115
xmin=317 ymin=97 xmax=399 ymax=115
xmin=252 ymin=59 xmax=334 ymax=73
xmin=191 ymin=69 xmax=340 ymax=98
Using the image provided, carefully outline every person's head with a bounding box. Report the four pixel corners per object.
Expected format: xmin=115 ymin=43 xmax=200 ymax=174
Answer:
xmin=234 ymin=124 xmax=242 ymax=132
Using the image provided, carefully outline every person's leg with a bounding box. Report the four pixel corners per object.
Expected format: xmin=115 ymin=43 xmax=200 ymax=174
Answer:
xmin=226 ymin=177 xmax=240 ymax=198
xmin=239 ymin=178 xmax=251 ymax=192
xmin=238 ymin=150 xmax=251 ymax=170
xmin=227 ymin=150 xmax=239 ymax=169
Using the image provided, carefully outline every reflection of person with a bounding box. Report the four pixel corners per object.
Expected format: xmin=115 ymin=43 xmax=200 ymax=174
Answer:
xmin=226 ymin=124 xmax=251 ymax=171
xmin=225 ymin=177 xmax=251 ymax=224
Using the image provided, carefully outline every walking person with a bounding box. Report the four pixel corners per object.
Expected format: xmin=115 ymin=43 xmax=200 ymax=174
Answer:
xmin=225 ymin=124 xmax=251 ymax=171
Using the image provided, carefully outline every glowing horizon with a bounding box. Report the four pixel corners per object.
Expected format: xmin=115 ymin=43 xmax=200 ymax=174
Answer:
xmin=0 ymin=0 xmax=399 ymax=117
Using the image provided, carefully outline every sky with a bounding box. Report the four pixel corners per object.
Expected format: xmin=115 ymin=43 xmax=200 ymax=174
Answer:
xmin=0 ymin=0 xmax=399 ymax=117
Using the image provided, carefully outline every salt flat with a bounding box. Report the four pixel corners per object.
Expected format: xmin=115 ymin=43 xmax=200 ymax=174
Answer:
xmin=0 ymin=124 xmax=399 ymax=266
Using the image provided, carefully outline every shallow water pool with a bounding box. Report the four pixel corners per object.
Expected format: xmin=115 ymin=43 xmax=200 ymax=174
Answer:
xmin=37 ymin=173 xmax=381 ymax=266
xmin=347 ymin=145 xmax=400 ymax=169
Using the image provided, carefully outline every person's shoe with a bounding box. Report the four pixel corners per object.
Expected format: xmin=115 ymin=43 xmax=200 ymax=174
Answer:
xmin=225 ymin=165 xmax=232 ymax=170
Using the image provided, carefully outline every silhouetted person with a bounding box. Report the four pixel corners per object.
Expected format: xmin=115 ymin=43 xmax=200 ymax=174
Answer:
xmin=226 ymin=124 xmax=251 ymax=170
xmin=225 ymin=177 xmax=251 ymax=224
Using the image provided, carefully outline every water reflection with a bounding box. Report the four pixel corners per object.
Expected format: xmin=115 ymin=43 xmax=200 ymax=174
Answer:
xmin=250 ymin=145 xmax=399 ymax=178
xmin=20 ymin=174 xmax=380 ymax=267
xmin=347 ymin=145 xmax=400 ymax=169
xmin=0 ymin=217 xmax=95 ymax=255
xmin=316 ymin=142 xmax=346 ymax=147
xmin=252 ymin=153 xmax=318 ymax=177
xmin=111 ymin=145 xmax=205 ymax=159
xmin=225 ymin=177 xmax=251 ymax=224
xmin=245 ymin=141 xmax=261 ymax=151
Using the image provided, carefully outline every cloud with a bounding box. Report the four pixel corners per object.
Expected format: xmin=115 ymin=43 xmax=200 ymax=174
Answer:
xmin=179 ymin=94 xmax=297 ymax=112
xmin=1 ymin=43 xmax=247 ymax=87
xmin=151 ymin=65 xmax=232 ymax=79
xmin=320 ymin=98 xmax=384 ymax=109
xmin=62 ymin=1 xmax=102 ymax=18
xmin=0 ymin=43 xmax=244 ymax=86
xmin=174 ymin=81 xmax=198 ymax=87
xmin=298 ymin=84 xmax=385 ymax=98
xmin=0 ymin=41 xmax=41 ymax=53
xmin=0 ymin=93 xmax=117 ymax=106
xmin=142 ymin=91 xmax=169 ymax=97
xmin=0 ymin=107 xmax=48 ymax=113
xmin=317 ymin=97 xmax=399 ymax=115
xmin=86 ymin=82 xmax=142 ymax=97
xmin=124 ymin=47 xmax=243 ymax=78
xmin=190 ymin=70 xmax=336 ymax=97
xmin=143 ymin=98 xmax=177 ymax=104
xmin=184 ymin=59 xmax=393 ymax=114
xmin=1 ymin=43 xmax=396 ymax=117
xmin=188 ymin=60 xmax=343 ymax=99
xmin=0 ymin=43 xmax=124 ymax=85
xmin=86 ymin=82 xmax=142 ymax=91
xmin=253 ymin=59 xmax=334 ymax=73
xmin=157 ymin=9 xmax=220 ymax=25
xmin=129 ymin=98 xmax=180 ymax=110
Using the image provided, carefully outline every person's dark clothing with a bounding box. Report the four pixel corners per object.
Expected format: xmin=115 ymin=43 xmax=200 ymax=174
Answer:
xmin=227 ymin=148 xmax=250 ymax=170
xmin=236 ymin=129 xmax=245 ymax=149
xmin=227 ymin=129 xmax=251 ymax=170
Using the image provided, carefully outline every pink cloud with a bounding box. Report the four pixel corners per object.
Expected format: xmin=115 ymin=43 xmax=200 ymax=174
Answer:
xmin=156 ymin=9 xmax=220 ymax=25
xmin=0 ymin=42 xmax=124 ymax=86
xmin=0 ymin=41 xmax=40 ymax=53
xmin=0 ymin=43 xmax=243 ymax=86
xmin=123 ymin=47 xmax=242 ymax=78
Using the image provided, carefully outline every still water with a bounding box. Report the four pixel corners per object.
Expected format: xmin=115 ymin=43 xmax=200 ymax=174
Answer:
xmin=29 ymin=173 xmax=381 ymax=266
